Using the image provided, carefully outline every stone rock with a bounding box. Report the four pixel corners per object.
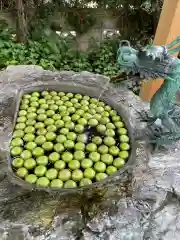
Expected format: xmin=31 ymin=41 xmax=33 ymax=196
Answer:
xmin=0 ymin=65 xmax=179 ymax=239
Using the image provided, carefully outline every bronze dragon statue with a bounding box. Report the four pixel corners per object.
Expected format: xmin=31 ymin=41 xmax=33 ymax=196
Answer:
xmin=113 ymin=37 xmax=180 ymax=148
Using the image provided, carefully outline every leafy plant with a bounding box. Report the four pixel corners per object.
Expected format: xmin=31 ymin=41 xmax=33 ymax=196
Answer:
xmin=0 ymin=26 xmax=152 ymax=95
xmin=0 ymin=27 xmax=120 ymax=75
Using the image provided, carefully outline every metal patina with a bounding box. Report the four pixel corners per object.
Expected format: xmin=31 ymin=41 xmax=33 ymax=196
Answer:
xmin=114 ymin=37 xmax=180 ymax=148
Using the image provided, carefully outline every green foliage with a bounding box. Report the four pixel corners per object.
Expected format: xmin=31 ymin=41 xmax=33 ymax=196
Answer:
xmin=0 ymin=29 xmax=119 ymax=76
xmin=88 ymin=38 xmax=119 ymax=76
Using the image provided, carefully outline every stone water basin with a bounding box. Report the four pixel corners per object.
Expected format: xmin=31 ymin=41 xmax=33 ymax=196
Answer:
xmin=8 ymin=83 xmax=136 ymax=193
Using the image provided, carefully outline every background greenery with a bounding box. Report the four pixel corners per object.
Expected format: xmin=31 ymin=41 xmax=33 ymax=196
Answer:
xmin=0 ymin=0 xmax=163 ymax=94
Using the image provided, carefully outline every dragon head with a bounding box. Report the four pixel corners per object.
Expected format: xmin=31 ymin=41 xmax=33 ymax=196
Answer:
xmin=117 ymin=40 xmax=173 ymax=79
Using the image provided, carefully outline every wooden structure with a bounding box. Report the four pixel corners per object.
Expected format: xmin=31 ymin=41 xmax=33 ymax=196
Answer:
xmin=140 ymin=0 xmax=180 ymax=101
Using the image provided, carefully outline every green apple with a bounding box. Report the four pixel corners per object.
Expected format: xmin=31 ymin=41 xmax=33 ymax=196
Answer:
xmin=71 ymin=114 xmax=80 ymax=121
xmin=35 ymin=122 xmax=45 ymax=129
xmin=13 ymin=130 xmax=24 ymax=138
xmin=36 ymin=156 xmax=49 ymax=165
xmin=80 ymin=100 xmax=89 ymax=106
xmin=37 ymin=109 xmax=46 ymax=114
xmin=31 ymin=91 xmax=40 ymax=98
xmin=37 ymin=128 xmax=47 ymax=136
xmin=35 ymin=136 xmax=46 ymax=145
xmin=106 ymin=166 xmax=117 ymax=176
xmin=25 ymin=141 xmax=37 ymax=151
xmin=45 ymin=132 xmax=56 ymax=141
xmin=106 ymin=123 xmax=115 ymax=129
xmin=36 ymin=177 xmax=50 ymax=187
xmin=74 ymin=142 xmax=85 ymax=151
xmin=37 ymin=114 xmax=47 ymax=121
xmin=32 ymin=147 xmax=44 ymax=157
xmin=113 ymin=158 xmax=125 ymax=169
xmin=20 ymin=150 xmax=32 ymax=160
xmin=120 ymin=143 xmax=130 ymax=151
xmin=46 ymin=125 xmax=57 ymax=132
xmin=118 ymin=128 xmax=128 ymax=135
xmin=56 ymin=134 xmax=67 ymax=143
xmin=67 ymin=132 xmax=76 ymax=141
xmin=10 ymin=138 xmax=23 ymax=147
xmin=95 ymin=106 xmax=104 ymax=113
xmin=89 ymin=152 xmax=100 ymax=162
xmin=55 ymin=120 xmax=64 ymax=128
xmin=74 ymin=124 xmax=84 ymax=133
xmin=68 ymin=160 xmax=80 ymax=170
xmin=52 ymin=114 xmax=61 ymax=121
xmin=40 ymin=103 xmax=49 ymax=109
xmin=81 ymin=159 xmax=93 ymax=169
xmin=64 ymin=180 xmax=77 ymax=188
xmin=72 ymin=169 xmax=83 ymax=181
xmin=100 ymin=117 xmax=110 ymax=125
xmin=26 ymin=112 xmax=37 ymax=119
xmin=49 ymin=152 xmax=60 ymax=163
xmin=79 ymin=178 xmax=92 ymax=186
xmin=119 ymin=151 xmax=129 ymax=159
xmin=11 ymin=146 xmax=23 ymax=156
xmin=24 ymin=158 xmax=36 ymax=170
xmin=16 ymin=167 xmax=28 ymax=178
xmin=96 ymin=124 xmax=106 ymax=133
xmin=94 ymin=161 xmax=106 ymax=173
xmin=86 ymin=143 xmax=97 ymax=152
xmin=38 ymin=99 xmax=46 ymax=105
xmin=77 ymin=134 xmax=88 ymax=143
xmin=115 ymin=120 xmax=124 ymax=128
xmin=47 ymin=99 xmax=55 ymax=105
xmin=103 ymin=136 xmax=116 ymax=147
xmin=98 ymin=145 xmax=108 ymax=154
xmin=65 ymin=121 xmax=75 ymax=130
xmin=23 ymin=133 xmax=35 ymax=142
xmin=44 ymin=118 xmax=55 ymax=125
xmin=50 ymin=179 xmax=63 ymax=188
xmin=26 ymin=119 xmax=36 ymax=126
xmin=12 ymin=158 xmax=24 ymax=168
xmin=34 ymin=165 xmax=47 ymax=177
xmin=92 ymin=136 xmax=102 ymax=145
xmin=27 ymin=107 xmax=37 ymax=113
xmin=24 ymin=126 xmax=35 ymax=133
xmin=54 ymin=143 xmax=64 ymax=153
xmin=88 ymin=119 xmax=98 ymax=126
xmin=58 ymin=169 xmax=71 ymax=181
xmin=74 ymin=151 xmax=85 ymax=161
xmin=42 ymin=142 xmax=54 ymax=151
xmin=54 ymin=160 xmax=66 ymax=170
xmin=83 ymin=168 xmax=95 ymax=179
xmin=49 ymin=104 xmax=58 ymax=111
xmin=105 ymin=129 xmax=115 ymax=137
xmin=15 ymin=123 xmax=26 ymax=130
xmin=119 ymin=135 xmax=130 ymax=143
xmin=95 ymin=173 xmax=108 ymax=182
xmin=101 ymin=154 xmax=113 ymax=165
xmin=64 ymin=140 xmax=74 ymax=149
xmin=78 ymin=118 xmax=87 ymax=125
xmin=109 ymin=146 xmax=119 ymax=156
xmin=45 ymin=168 xmax=58 ymax=180
xmin=25 ymin=174 xmax=37 ymax=184
xmin=17 ymin=116 xmax=26 ymax=123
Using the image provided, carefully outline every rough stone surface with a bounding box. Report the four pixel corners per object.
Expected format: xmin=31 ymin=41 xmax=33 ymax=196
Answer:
xmin=0 ymin=65 xmax=179 ymax=239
